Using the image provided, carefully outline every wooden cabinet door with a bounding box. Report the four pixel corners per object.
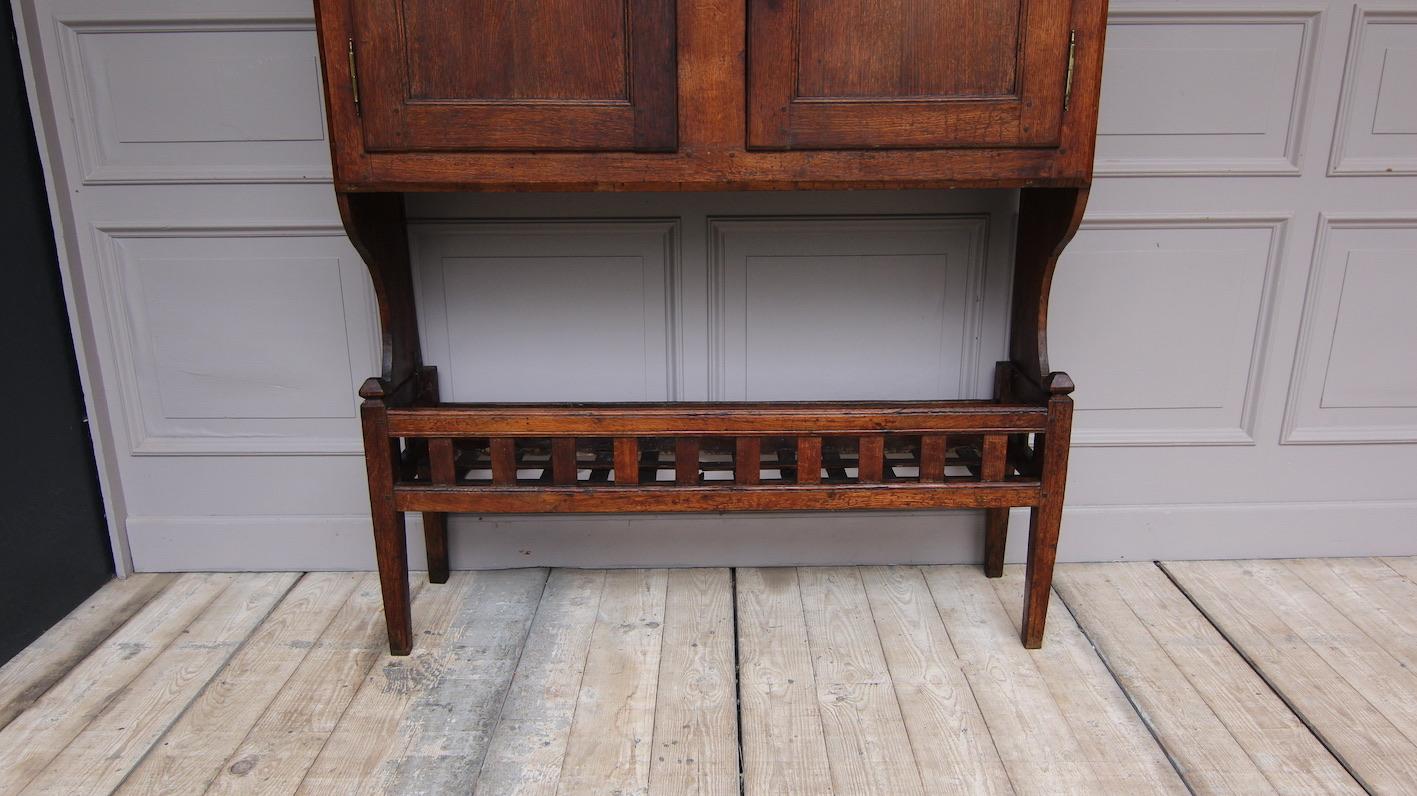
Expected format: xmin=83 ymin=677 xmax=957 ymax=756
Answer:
xmin=351 ymin=0 xmax=676 ymax=152
xmin=748 ymin=0 xmax=1075 ymax=150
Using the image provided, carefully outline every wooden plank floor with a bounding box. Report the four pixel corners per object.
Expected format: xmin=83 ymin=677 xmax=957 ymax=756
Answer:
xmin=2 ymin=559 xmax=1414 ymax=794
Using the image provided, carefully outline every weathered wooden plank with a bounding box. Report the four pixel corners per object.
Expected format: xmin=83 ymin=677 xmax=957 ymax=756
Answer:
xmin=1164 ymin=560 xmax=1417 ymax=793
xmin=0 ymin=573 xmax=236 ymax=794
xmin=647 ymin=569 xmax=738 ymax=796
xmin=858 ymin=566 xmax=1011 ymax=794
xmin=736 ymin=567 xmax=834 ymax=795
xmin=922 ymin=565 xmax=1099 ymax=794
xmin=1290 ymin=558 xmax=1417 ymax=673
xmin=205 ymin=572 xmax=423 ymax=795
xmin=555 ymin=569 xmax=668 ymax=795
xmin=1056 ymin=563 xmax=1361 ymax=795
xmin=797 ymin=567 xmax=924 ymax=795
xmin=295 ymin=573 xmax=481 ymax=793
xmin=475 ymin=569 xmax=606 ymax=796
xmin=993 ymin=567 xmax=1186 ymax=794
xmin=0 ymin=574 xmax=175 ymax=731
xmin=377 ymin=569 xmax=548 ymax=793
xmin=22 ymin=573 xmax=297 ymax=795
xmin=116 ymin=573 xmax=359 ymax=794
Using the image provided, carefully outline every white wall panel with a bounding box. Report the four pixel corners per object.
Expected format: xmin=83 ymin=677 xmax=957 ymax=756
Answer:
xmin=707 ymin=216 xmax=988 ymax=401
xmin=55 ymin=15 xmax=331 ymax=184
xmin=93 ymin=224 xmax=377 ymax=455
xmin=412 ymin=221 xmax=678 ymax=402
xmin=1096 ymin=5 xmax=1321 ymax=175
xmin=1284 ymin=216 xmax=1417 ymax=442
xmin=1053 ymin=217 xmax=1286 ymax=445
xmin=1330 ymin=5 xmax=1417 ymax=174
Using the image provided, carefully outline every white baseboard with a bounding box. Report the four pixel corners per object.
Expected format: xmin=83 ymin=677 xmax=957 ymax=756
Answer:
xmin=126 ymin=500 xmax=1417 ymax=571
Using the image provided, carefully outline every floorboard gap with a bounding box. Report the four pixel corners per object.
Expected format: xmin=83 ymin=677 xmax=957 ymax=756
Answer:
xmin=1155 ymin=561 xmax=1376 ymax=796
xmin=1054 ymin=565 xmax=1197 ymax=795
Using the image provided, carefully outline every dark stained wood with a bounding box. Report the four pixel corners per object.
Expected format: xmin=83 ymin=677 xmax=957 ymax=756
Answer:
xmin=419 ymin=367 xmax=450 ymax=584
xmin=490 ymin=439 xmax=517 ymax=486
xmin=396 ymin=482 xmax=1042 ymax=513
xmin=796 ymin=436 xmax=822 ymax=485
xmin=313 ymin=0 xmax=1108 ymax=190
xmin=796 ymin=0 xmax=1021 ymax=99
xmin=982 ymin=435 xmax=1009 ymax=482
xmin=337 ymin=194 xmax=419 ymax=390
xmin=857 ymin=435 xmax=884 ymax=483
xmin=351 ymin=0 xmax=675 ymax=151
xmin=748 ymin=0 xmax=1071 ymax=149
xmin=359 ymin=380 xmax=413 ymax=655
xmin=614 ymin=437 xmax=640 ymax=485
xmin=1021 ymin=373 xmax=1075 ymax=649
xmin=919 ymin=434 xmax=947 ymax=483
xmin=387 ymin=402 xmax=1049 ymax=437
xmin=675 ymin=437 xmax=700 ymax=485
xmin=736 ymin=438 xmax=762 ymax=485
xmin=552 ymin=438 xmax=578 ymax=486
xmin=1010 ymin=188 xmax=1091 ymax=387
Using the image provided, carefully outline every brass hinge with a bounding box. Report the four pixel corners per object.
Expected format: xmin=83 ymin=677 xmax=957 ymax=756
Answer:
xmin=347 ymin=38 xmax=361 ymax=115
xmin=1063 ymin=30 xmax=1077 ymax=112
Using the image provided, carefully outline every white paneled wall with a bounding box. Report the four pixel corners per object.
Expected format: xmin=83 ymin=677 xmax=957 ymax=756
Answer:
xmin=11 ymin=0 xmax=1417 ymax=572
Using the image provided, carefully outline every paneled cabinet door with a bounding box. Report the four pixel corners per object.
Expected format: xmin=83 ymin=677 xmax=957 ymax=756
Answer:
xmin=351 ymin=0 xmax=676 ymax=152
xmin=748 ymin=0 xmax=1075 ymax=149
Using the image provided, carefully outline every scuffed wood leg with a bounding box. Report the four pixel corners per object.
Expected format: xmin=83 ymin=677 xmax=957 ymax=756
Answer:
xmin=361 ymin=378 xmax=413 ymax=656
xmin=984 ymin=361 xmax=1011 ymax=578
xmin=1021 ymin=373 xmax=1074 ymax=649
xmin=983 ymin=509 xmax=1008 ymax=578
xmin=417 ymin=367 xmax=450 ymax=584
xmin=421 ymin=513 xmax=450 ymax=584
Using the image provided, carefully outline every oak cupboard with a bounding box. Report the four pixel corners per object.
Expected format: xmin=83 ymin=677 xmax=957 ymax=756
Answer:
xmin=312 ymin=0 xmax=1108 ymax=654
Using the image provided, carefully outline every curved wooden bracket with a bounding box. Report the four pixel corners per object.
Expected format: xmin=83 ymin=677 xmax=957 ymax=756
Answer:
xmin=339 ymin=192 xmax=422 ymax=400
xmin=1009 ymin=187 xmax=1089 ymax=389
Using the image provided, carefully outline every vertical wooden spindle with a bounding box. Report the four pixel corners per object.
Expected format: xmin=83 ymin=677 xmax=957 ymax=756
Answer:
xmin=857 ymin=435 xmax=884 ymax=483
xmin=490 ymin=438 xmax=517 ymax=486
xmin=796 ymin=436 xmax=822 ymax=484
xmin=735 ymin=437 xmax=761 ymax=485
xmin=676 ymin=437 xmax=700 ymax=485
xmin=429 ymin=437 xmax=456 ymax=485
xmin=614 ymin=437 xmax=639 ymax=484
xmin=552 ymin=438 xmax=578 ymax=485
xmin=919 ymin=434 xmax=946 ymax=482
xmin=982 ymin=434 xmax=1008 ymax=482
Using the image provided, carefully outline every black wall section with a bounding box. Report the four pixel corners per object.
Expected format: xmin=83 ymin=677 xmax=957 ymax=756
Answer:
xmin=0 ymin=10 xmax=115 ymax=664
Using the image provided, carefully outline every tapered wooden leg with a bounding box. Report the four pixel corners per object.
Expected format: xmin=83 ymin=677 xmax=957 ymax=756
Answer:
xmin=421 ymin=513 xmax=449 ymax=584
xmin=361 ymin=380 xmax=413 ymax=656
xmin=1021 ymin=375 xmax=1074 ymax=649
xmin=983 ymin=509 xmax=1008 ymax=578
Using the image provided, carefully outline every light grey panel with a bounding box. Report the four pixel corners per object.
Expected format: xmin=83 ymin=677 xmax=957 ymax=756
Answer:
xmin=1051 ymin=217 xmax=1286 ymax=445
xmin=1284 ymin=216 xmax=1417 ymax=443
xmin=56 ymin=16 xmax=330 ymax=183
xmin=1096 ymin=7 xmax=1320 ymax=175
xmin=709 ymin=216 xmax=988 ymax=401
xmin=1330 ymin=7 xmax=1417 ymax=175
xmin=412 ymin=221 xmax=678 ymax=402
xmin=95 ymin=225 xmax=378 ymax=454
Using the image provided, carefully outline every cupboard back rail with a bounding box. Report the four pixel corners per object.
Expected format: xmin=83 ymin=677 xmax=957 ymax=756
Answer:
xmin=314 ymin=0 xmax=1108 ymax=654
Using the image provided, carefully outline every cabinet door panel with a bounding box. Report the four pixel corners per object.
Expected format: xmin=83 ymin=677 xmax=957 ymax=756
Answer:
xmin=749 ymin=0 xmax=1073 ymax=149
xmin=354 ymin=0 xmax=675 ymax=152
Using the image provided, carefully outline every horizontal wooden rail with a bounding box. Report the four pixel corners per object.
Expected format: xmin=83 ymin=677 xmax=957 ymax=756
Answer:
xmin=385 ymin=400 xmax=1048 ymax=437
xmin=394 ymin=482 xmax=1042 ymax=513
